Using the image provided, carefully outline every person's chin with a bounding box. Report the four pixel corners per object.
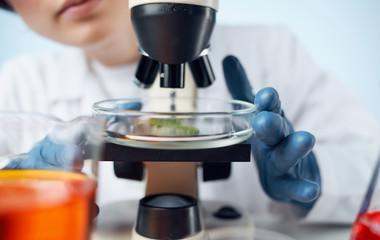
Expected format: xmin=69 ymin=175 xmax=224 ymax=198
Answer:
xmin=66 ymin=30 xmax=115 ymax=51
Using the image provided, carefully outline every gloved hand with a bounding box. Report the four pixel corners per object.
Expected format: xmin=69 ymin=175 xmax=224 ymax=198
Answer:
xmin=5 ymin=135 xmax=83 ymax=170
xmin=5 ymin=116 xmax=103 ymax=171
xmin=223 ymin=55 xmax=321 ymax=209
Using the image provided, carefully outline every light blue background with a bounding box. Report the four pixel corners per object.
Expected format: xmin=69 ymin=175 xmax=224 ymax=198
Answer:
xmin=1 ymin=0 xmax=380 ymax=120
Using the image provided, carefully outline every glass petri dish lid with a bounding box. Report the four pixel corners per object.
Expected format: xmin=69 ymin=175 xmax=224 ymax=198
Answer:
xmin=92 ymin=97 xmax=256 ymax=150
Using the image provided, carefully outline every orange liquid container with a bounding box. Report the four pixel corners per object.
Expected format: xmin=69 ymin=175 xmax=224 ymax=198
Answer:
xmin=350 ymin=211 xmax=380 ymax=240
xmin=0 ymin=170 xmax=97 ymax=240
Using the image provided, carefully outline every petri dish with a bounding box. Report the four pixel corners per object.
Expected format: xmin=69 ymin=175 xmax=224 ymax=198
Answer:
xmin=92 ymin=97 xmax=256 ymax=150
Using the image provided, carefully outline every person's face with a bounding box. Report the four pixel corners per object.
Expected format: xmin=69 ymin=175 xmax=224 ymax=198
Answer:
xmin=8 ymin=0 xmax=133 ymax=48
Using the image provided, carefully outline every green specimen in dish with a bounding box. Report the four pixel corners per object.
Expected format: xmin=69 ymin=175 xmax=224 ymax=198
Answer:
xmin=148 ymin=118 xmax=200 ymax=135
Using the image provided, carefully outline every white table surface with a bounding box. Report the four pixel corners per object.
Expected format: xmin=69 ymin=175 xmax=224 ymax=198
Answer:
xmin=252 ymin=215 xmax=351 ymax=240
xmin=92 ymin=200 xmax=352 ymax=240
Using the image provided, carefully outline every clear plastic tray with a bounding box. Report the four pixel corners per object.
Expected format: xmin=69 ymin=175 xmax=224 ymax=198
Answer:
xmin=92 ymin=97 xmax=256 ymax=149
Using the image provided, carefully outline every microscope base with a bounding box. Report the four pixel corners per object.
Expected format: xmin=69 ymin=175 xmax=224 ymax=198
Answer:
xmin=94 ymin=200 xmax=255 ymax=240
xmin=131 ymin=229 xmax=209 ymax=240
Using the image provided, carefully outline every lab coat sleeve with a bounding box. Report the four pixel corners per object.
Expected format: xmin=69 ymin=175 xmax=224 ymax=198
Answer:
xmin=0 ymin=59 xmax=28 ymax=156
xmin=0 ymin=49 xmax=88 ymax=120
xmin=265 ymin=28 xmax=380 ymax=223
xmin=0 ymin=57 xmax=48 ymax=156
xmin=0 ymin=56 xmax=50 ymax=112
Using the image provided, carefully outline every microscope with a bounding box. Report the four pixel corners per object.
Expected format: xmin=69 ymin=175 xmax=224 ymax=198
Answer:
xmin=130 ymin=0 xmax=217 ymax=89
xmin=95 ymin=1 xmax=256 ymax=239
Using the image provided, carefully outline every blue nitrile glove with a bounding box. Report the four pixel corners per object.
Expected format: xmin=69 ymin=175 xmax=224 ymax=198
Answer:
xmin=223 ymin=55 xmax=321 ymax=210
xmin=115 ymin=102 xmax=142 ymax=111
xmin=5 ymin=116 xmax=102 ymax=172
xmin=5 ymin=136 xmax=83 ymax=171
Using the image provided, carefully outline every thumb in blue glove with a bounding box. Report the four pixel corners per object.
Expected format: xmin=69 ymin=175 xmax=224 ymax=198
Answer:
xmin=223 ymin=55 xmax=321 ymax=210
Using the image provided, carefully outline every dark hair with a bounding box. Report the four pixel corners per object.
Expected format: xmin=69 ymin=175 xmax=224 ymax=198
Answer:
xmin=0 ymin=0 xmax=13 ymax=11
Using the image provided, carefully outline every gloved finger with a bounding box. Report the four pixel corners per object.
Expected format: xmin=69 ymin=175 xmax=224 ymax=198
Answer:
xmin=4 ymin=153 xmax=57 ymax=169
xmin=4 ymin=156 xmax=38 ymax=169
xmin=223 ymin=55 xmax=255 ymax=103
xmin=39 ymin=140 xmax=83 ymax=170
xmin=253 ymin=111 xmax=292 ymax=146
xmin=254 ymin=87 xmax=281 ymax=113
xmin=269 ymin=177 xmax=320 ymax=203
xmin=4 ymin=160 xmax=21 ymax=169
xmin=270 ymin=131 xmax=315 ymax=174
xmin=115 ymin=101 xmax=142 ymax=111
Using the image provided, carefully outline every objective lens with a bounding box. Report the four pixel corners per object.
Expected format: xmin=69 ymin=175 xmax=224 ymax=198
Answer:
xmin=160 ymin=63 xmax=185 ymax=88
xmin=189 ymin=55 xmax=215 ymax=88
xmin=134 ymin=55 xmax=159 ymax=88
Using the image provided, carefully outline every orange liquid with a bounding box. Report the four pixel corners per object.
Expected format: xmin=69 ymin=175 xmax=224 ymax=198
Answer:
xmin=0 ymin=170 xmax=97 ymax=240
xmin=350 ymin=211 xmax=380 ymax=240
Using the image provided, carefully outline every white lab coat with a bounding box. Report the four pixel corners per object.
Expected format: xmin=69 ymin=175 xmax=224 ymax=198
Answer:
xmin=1 ymin=25 xmax=379 ymax=224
